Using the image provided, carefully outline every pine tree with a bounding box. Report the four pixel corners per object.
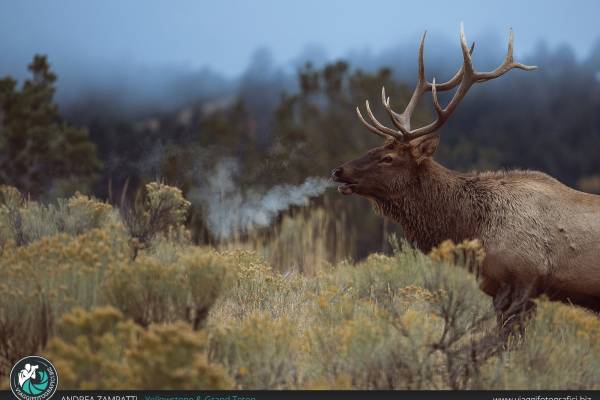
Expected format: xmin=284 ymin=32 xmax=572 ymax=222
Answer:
xmin=0 ymin=55 xmax=100 ymax=196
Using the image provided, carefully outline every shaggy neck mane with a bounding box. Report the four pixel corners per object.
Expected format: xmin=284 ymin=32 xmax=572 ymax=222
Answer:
xmin=372 ymin=160 xmax=497 ymax=251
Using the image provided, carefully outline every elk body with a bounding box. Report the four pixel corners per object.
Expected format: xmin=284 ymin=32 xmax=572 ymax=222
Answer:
xmin=332 ymin=25 xmax=600 ymax=327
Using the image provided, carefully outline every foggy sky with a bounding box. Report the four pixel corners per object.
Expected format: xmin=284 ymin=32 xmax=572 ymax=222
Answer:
xmin=1 ymin=0 xmax=599 ymax=103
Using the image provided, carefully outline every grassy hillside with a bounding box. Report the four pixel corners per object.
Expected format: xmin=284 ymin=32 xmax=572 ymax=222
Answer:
xmin=1 ymin=183 xmax=599 ymax=389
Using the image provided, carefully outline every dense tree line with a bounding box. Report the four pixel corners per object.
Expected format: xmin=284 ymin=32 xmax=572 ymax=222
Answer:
xmin=2 ymin=42 xmax=600 ymax=256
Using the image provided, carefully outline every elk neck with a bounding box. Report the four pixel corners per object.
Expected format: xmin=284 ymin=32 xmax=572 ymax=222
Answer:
xmin=372 ymin=159 xmax=492 ymax=252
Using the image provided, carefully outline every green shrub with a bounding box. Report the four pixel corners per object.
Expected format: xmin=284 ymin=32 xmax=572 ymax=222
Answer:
xmin=484 ymin=301 xmax=600 ymax=389
xmin=211 ymin=249 xmax=309 ymax=320
xmin=0 ymin=186 xmax=114 ymax=247
xmin=209 ymin=312 xmax=301 ymax=389
xmin=206 ymin=243 xmax=502 ymax=389
xmin=102 ymin=255 xmax=188 ymax=327
xmin=103 ymin=247 xmax=230 ymax=328
xmin=182 ymin=249 xmax=231 ymax=329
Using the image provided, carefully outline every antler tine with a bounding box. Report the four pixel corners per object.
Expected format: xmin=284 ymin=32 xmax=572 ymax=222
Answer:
xmin=429 ymin=42 xmax=475 ymax=91
xmin=356 ymin=106 xmax=392 ymax=139
xmin=381 ymin=86 xmax=409 ymax=133
xmin=507 ymin=28 xmax=514 ymax=63
xmin=474 ymin=28 xmax=537 ymax=82
xmin=377 ymin=31 xmax=427 ymax=135
xmin=402 ymin=31 xmax=428 ymax=126
xmin=430 ymin=78 xmax=443 ymax=118
xmin=459 ymin=22 xmax=475 ymax=77
xmin=365 ymin=100 xmax=405 ymax=139
xmin=417 ymin=31 xmax=426 ymax=84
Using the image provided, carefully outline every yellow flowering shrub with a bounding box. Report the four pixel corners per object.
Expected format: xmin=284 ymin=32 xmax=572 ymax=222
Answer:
xmin=0 ymin=186 xmax=115 ymax=246
xmin=181 ymin=248 xmax=232 ymax=328
xmin=45 ymin=307 xmax=232 ymax=389
xmin=209 ymin=311 xmax=300 ymax=389
xmin=0 ymin=185 xmax=24 ymax=250
xmin=127 ymin=322 xmax=232 ymax=389
xmin=308 ymin=275 xmax=449 ymax=389
xmin=63 ymin=192 xmax=114 ymax=234
xmin=102 ymin=254 xmax=188 ymax=327
xmin=331 ymin=249 xmax=425 ymax=304
xmin=44 ymin=307 xmax=138 ymax=389
xmin=103 ymin=247 xmax=231 ymax=328
xmin=123 ymin=182 xmax=191 ymax=248
xmin=483 ymin=301 xmax=600 ymax=389
xmin=145 ymin=182 xmax=191 ymax=226
xmin=308 ymin=312 xmax=389 ymax=385
xmin=0 ymin=227 xmax=129 ymax=373
xmin=0 ymin=185 xmax=23 ymax=208
xmin=215 ymin=249 xmax=305 ymax=318
xmin=429 ymin=239 xmax=486 ymax=277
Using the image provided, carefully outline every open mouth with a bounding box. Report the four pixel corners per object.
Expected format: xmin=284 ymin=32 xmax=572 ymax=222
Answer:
xmin=332 ymin=177 xmax=358 ymax=195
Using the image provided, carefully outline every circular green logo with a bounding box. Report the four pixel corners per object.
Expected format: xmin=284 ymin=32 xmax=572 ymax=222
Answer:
xmin=10 ymin=356 xmax=58 ymax=400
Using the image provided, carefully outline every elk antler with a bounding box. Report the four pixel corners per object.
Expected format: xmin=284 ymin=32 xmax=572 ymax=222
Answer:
xmin=356 ymin=23 xmax=537 ymax=142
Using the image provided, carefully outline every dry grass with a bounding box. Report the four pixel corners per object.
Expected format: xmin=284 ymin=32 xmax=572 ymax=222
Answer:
xmin=220 ymin=197 xmax=355 ymax=275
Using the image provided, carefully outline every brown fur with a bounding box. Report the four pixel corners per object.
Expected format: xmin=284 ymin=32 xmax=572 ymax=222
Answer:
xmin=333 ymin=137 xmax=600 ymax=318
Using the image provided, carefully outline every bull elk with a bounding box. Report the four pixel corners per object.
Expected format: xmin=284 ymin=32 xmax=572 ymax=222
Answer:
xmin=332 ymin=24 xmax=600 ymax=329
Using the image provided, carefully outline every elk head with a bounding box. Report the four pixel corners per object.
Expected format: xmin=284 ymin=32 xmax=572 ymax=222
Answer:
xmin=332 ymin=24 xmax=536 ymax=199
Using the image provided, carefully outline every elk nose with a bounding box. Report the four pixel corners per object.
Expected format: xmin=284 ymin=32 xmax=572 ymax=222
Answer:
xmin=331 ymin=167 xmax=343 ymax=179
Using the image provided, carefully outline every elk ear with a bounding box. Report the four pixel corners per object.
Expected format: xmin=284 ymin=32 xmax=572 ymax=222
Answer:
xmin=410 ymin=134 xmax=440 ymax=163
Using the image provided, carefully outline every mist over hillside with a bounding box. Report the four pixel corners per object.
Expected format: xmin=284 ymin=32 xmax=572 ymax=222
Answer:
xmin=3 ymin=29 xmax=600 ymax=256
xmin=52 ymin=32 xmax=600 ymax=120
xmin=54 ymin=34 xmax=600 ymax=182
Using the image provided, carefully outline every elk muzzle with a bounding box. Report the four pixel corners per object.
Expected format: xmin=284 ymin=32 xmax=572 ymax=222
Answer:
xmin=331 ymin=166 xmax=357 ymax=195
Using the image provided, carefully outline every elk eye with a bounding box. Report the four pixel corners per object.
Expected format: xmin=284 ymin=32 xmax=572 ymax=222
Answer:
xmin=380 ymin=156 xmax=394 ymax=163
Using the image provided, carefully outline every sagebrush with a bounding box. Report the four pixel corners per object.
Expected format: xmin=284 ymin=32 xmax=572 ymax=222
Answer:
xmin=0 ymin=183 xmax=598 ymax=389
